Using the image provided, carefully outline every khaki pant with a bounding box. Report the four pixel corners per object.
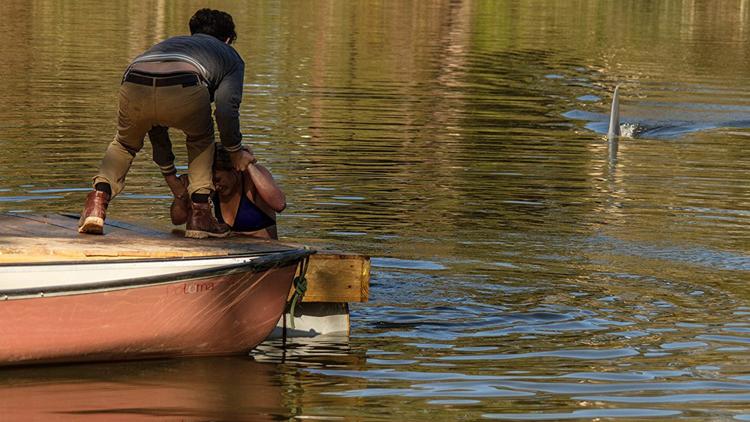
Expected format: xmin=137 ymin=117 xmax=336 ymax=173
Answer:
xmin=94 ymin=80 xmax=215 ymax=197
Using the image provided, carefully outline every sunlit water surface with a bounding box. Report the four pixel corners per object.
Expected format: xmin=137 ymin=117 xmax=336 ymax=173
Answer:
xmin=0 ymin=1 xmax=749 ymax=420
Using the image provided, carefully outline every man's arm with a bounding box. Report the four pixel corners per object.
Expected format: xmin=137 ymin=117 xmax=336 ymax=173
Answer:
xmin=148 ymin=126 xmax=176 ymax=176
xmin=214 ymin=61 xmax=245 ymax=154
xmin=148 ymin=127 xmax=187 ymax=199
xmin=215 ymin=61 xmax=255 ymax=171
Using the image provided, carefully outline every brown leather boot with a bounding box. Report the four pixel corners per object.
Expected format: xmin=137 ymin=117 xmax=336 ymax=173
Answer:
xmin=78 ymin=190 xmax=110 ymax=235
xmin=185 ymin=201 xmax=230 ymax=238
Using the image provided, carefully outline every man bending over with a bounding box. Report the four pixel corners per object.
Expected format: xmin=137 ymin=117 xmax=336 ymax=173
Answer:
xmin=79 ymin=8 xmax=254 ymax=238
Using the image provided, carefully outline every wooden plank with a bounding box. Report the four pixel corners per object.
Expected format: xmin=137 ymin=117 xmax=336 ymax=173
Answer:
xmin=0 ymin=214 xmax=304 ymax=262
xmin=0 ymin=213 xmax=370 ymax=303
xmin=296 ymin=252 xmax=370 ymax=303
xmin=0 ymin=214 xmax=76 ymax=236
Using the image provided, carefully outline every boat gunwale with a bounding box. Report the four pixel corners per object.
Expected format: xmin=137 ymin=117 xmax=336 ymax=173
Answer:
xmin=0 ymin=249 xmax=315 ymax=299
xmin=0 ymin=247 xmax=306 ymax=268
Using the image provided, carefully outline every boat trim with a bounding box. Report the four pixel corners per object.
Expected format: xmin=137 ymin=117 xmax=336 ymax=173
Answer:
xmin=0 ymin=249 xmax=314 ymax=300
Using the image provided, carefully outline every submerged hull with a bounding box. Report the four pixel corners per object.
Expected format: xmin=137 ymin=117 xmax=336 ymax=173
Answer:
xmin=0 ymin=251 xmax=311 ymax=366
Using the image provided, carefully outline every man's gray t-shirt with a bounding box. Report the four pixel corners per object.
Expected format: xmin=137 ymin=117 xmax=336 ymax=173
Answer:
xmin=130 ymin=33 xmax=244 ymax=152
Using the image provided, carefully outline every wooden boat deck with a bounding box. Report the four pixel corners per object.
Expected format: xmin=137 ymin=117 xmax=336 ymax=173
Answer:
xmin=0 ymin=213 xmax=369 ymax=303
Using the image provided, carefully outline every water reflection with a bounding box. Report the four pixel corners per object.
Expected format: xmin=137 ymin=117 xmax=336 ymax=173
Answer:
xmin=0 ymin=358 xmax=285 ymax=420
xmin=0 ymin=0 xmax=749 ymax=420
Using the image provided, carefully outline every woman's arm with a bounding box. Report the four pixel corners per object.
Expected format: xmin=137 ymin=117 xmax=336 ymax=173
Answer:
xmin=245 ymin=163 xmax=286 ymax=212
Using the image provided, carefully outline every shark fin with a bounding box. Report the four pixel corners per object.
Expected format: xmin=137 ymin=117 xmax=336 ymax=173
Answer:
xmin=607 ymin=85 xmax=621 ymax=140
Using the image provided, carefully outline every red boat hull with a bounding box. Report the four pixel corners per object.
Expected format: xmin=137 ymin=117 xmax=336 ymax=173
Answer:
xmin=0 ymin=263 xmax=297 ymax=366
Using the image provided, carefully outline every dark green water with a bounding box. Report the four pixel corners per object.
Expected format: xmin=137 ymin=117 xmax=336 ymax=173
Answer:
xmin=1 ymin=0 xmax=749 ymax=420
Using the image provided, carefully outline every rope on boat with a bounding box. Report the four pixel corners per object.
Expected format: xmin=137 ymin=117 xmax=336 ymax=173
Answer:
xmin=288 ymin=255 xmax=310 ymax=330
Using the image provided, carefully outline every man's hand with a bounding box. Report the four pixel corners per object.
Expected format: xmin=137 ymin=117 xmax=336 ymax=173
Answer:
xmin=164 ymin=173 xmax=188 ymax=199
xmin=229 ymin=149 xmax=256 ymax=172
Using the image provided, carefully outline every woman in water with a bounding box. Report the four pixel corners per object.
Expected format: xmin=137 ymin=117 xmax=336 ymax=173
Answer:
xmin=166 ymin=144 xmax=286 ymax=239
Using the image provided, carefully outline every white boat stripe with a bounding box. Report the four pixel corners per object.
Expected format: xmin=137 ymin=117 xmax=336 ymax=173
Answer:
xmin=0 ymin=255 xmax=261 ymax=290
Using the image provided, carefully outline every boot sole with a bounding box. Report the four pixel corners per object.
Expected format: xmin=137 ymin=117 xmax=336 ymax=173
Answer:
xmin=185 ymin=229 xmax=230 ymax=239
xmin=78 ymin=217 xmax=104 ymax=235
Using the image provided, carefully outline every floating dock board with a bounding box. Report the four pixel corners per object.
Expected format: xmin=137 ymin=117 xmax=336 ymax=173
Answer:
xmin=0 ymin=213 xmax=369 ymax=304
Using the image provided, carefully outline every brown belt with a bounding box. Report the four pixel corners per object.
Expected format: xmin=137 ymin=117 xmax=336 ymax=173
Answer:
xmin=124 ymin=71 xmax=200 ymax=87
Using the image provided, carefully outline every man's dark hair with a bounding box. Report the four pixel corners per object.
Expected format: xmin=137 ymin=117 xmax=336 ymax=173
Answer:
xmin=189 ymin=9 xmax=237 ymax=44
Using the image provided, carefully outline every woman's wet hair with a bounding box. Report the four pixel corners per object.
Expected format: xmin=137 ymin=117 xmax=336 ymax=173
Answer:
xmin=214 ymin=143 xmax=253 ymax=172
xmin=213 ymin=143 xmax=235 ymax=171
xmin=189 ymin=9 xmax=237 ymax=44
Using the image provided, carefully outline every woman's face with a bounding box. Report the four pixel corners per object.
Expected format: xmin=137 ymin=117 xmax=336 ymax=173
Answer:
xmin=213 ymin=169 xmax=238 ymax=195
